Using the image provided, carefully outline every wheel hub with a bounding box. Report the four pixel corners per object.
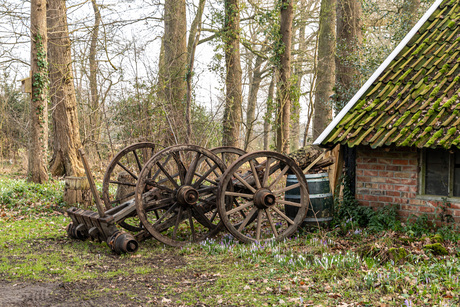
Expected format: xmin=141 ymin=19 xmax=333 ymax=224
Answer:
xmin=253 ymin=188 xmax=276 ymax=209
xmin=177 ymin=186 xmax=199 ymax=206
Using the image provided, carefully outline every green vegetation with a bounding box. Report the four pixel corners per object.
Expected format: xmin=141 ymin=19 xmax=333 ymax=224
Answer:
xmin=0 ymin=175 xmax=459 ymax=305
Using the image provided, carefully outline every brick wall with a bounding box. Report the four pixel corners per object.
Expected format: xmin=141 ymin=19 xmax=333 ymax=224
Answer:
xmin=355 ymin=146 xmax=460 ymax=224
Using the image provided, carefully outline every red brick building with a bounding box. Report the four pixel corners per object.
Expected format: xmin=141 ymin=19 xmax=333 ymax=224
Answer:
xmin=315 ymin=0 xmax=460 ymax=224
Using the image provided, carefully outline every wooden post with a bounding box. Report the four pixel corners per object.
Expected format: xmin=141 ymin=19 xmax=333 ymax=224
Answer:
xmin=328 ymin=145 xmax=344 ymax=197
xmin=78 ymin=148 xmax=106 ymax=217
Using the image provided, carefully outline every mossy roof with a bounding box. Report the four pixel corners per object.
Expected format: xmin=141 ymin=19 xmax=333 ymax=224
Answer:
xmin=316 ymin=0 xmax=460 ymax=149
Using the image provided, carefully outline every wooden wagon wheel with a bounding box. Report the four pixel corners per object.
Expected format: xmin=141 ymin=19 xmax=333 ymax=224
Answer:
xmin=135 ymin=144 xmax=229 ymax=247
xmin=217 ymin=151 xmax=309 ymax=243
xmin=102 ymin=142 xmax=158 ymax=232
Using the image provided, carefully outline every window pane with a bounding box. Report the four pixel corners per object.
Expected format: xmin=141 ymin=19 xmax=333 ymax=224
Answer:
xmin=425 ymin=149 xmax=449 ymax=196
xmin=454 ymin=151 xmax=460 ymax=196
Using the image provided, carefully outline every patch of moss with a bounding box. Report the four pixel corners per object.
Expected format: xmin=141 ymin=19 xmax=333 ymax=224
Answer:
xmin=430 ymin=233 xmax=444 ymax=243
xmin=399 ymin=237 xmax=416 ymax=245
xmin=442 ymin=94 xmax=458 ymax=109
xmin=388 ymin=247 xmax=407 ymax=264
xmin=427 ymin=129 xmax=443 ymax=146
xmin=423 ymin=243 xmax=448 ymax=255
xmin=430 ymin=86 xmax=440 ymax=97
xmin=394 ymin=111 xmax=411 ymax=127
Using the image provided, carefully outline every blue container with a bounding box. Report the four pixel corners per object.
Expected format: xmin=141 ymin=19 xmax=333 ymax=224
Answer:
xmin=285 ymin=173 xmax=333 ymax=223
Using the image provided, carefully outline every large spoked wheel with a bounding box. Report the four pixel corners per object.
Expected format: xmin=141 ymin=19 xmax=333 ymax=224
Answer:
xmin=217 ymin=151 xmax=309 ymax=243
xmin=102 ymin=142 xmax=158 ymax=232
xmin=135 ymin=145 xmax=229 ymax=247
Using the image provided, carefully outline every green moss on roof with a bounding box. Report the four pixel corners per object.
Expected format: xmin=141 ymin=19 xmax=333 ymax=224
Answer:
xmin=322 ymin=1 xmax=460 ymax=150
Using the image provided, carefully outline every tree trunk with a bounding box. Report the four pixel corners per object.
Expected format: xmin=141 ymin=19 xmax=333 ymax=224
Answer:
xmin=335 ymin=0 xmax=362 ymax=111
xmin=222 ymin=0 xmax=242 ymax=148
xmin=264 ymin=72 xmax=275 ymax=151
xmin=89 ymin=0 xmax=101 ymax=153
xmin=275 ymin=0 xmax=293 ymax=153
xmin=398 ymin=0 xmax=420 ymax=40
xmin=291 ymin=0 xmax=307 ymax=151
xmin=244 ymin=55 xmax=264 ymax=151
xmin=47 ymin=0 xmax=85 ymax=177
xmin=312 ymin=0 xmax=336 ymax=139
xmin=28 ymin=0 xmax=49 ymax=183
xmin=185 ymin=0 xmax=206 ymax=144
xmin=163 ymin=0 xmax=187 ymax=144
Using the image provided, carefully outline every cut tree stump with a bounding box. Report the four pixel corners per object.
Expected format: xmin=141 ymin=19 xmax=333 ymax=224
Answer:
xmin=64 ymin=176 xmax=92 ymax=208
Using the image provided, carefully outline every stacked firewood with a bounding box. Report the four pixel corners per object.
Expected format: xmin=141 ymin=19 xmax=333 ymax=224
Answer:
xmin=287 ymin=145 xmax=334 ymax=173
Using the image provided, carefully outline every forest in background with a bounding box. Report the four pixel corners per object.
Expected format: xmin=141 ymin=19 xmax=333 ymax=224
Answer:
xmin=0 ymin=0 xmax=433 ymax=181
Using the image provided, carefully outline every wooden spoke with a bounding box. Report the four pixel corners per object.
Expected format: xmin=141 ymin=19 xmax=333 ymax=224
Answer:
xmin=153 ymin=202 xmax=178 ymax=226
xmin=193 ymin=172 xmax=218 ymax=186
xmin=109 ymin=180 xmax=136 ymax=187
xmin=272 ymin=206 xmax=295 ymax=225
xmin=268 ymin=164 xmax=290 ymax=189
xmin=133 ymin=149 xmax=142 ymax=172
xmin=172 ymin=152 xmax=186 ymax=184
xmin=224 ymin=191 xmax=254 ymax=199
xmin=143 ymin=197 xmax=176 ymax=210
xmin=157 ymin=172 xmax=179 ymax=185
xmin=204 ymin=158 xmax=221 ymax=177
xmin=256 ymin=209 xmax=263 ymax=241
xmin=233 ymin=173 xmax=257 ymax=193
xmin=276 ymin=199 xmax=303 ymax=207
xmin=111 ymin=191 xmax=135 ymax=204
xmin=185 ymin=152 xmax=201 ymax=185
xmin=262 ymin=157 xmax=271 ymax=187
xmin=156 ymin=161 xmax=179 ymax=189
xmin=116 ymin=161 xmax=138 ymax=181
xmin=187 ymin=207 xmax=196 ymax=242
xmin=249 ymin=159 xmax=261 ymax=189
xmin=237 ymin=207 xmax=258 ymax=232
xmin=172 ymin=206 xmax=183 ymax=240
xmin=192 ymin=205 xmax=215 ymax=229
xmin=265 ymin=209 xmax=278 ymax=238
xmin=144 ymin=179 xmax=174 ymax=193
xmin=151 ymin=155 xmax=172 ymax=181
xmin=209 ymin=207 xmax=219 ymax=223
xmin=197 ymin=186 xmax=216 ymax=195
xmin=233 ymin=198 xmax=246 ymax=219
xmin=193 ymin=163 xmax=219 ymax=188
xmin=226 ymin=201 xmax=253 ymax=215
xmin=273 ymin=182 xmax=301 ymax=195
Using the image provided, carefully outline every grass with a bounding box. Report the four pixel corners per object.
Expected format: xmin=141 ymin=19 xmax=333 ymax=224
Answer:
xmin=0 ymin=175 xmax=459 ymax=306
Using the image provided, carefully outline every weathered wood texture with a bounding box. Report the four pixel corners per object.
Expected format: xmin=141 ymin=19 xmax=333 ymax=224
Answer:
xmin=64 ymin=176 xmax=92 ymax=207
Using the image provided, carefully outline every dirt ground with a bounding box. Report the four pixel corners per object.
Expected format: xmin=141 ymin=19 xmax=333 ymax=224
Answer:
xmin=0 ymin=251 xmax=217 ymax=307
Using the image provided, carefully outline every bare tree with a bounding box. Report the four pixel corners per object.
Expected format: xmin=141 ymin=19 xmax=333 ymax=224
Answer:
xmin=275 ymin=0 xmax=293 ymax=153
xmin=88 ymin=0 xmax=101 ymax=154
xmin=28 ymin=0 xmax=48 ymax=183
xmin=335 ymin=0 xmax=362 ymax=110
xmin=222 ymin=0 xmax=243 ymax=148
xmin=162 ymin=0 xmax=187 ymax=145
xmin=312 ymin=0 xmax=336 ymax=139
xmin=47 ymin=0 xmax=85 ymax=177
